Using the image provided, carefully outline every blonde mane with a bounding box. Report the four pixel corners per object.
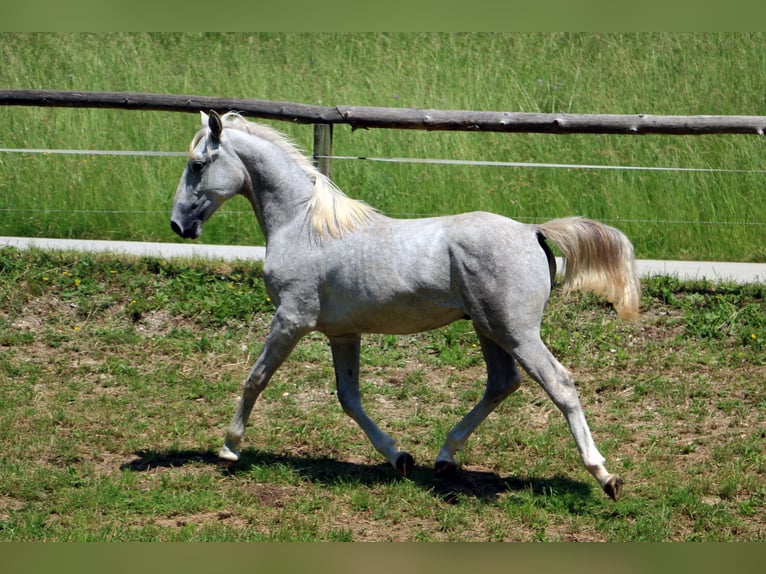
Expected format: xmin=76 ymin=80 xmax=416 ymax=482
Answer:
xmin=213 ymin=113 xmax=378 ymax=238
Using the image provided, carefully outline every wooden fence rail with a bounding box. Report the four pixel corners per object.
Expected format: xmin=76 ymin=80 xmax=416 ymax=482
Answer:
xmin=3 ymin=89 xmax=766 ymax=135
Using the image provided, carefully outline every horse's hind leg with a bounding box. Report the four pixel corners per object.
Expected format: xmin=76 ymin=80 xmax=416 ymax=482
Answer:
xmin=512 ymin=333 xmax=623 ymax=501
xmin=330 ymin=336 xmax=414 ymax=477
xmin=434 ymin=329 xmax=521 ymax=476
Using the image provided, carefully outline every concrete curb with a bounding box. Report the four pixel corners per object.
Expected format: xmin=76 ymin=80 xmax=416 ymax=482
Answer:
xmin=2 ymin=236 xmax=764 ymax=284
xmin=0 ymin=236 xmax=265 ymax=263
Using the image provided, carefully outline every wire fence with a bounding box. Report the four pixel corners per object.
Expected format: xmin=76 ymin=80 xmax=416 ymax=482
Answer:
xmin=4 ymin=146 xmax=766 ymax=173
xmin=0 ymin=146 xmax=765 ymax=227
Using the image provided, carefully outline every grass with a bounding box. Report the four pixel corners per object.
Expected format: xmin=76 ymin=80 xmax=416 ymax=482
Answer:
xmin=1 ymin=247 xmax=764 ymax=541
xmin=1 ymin=33 xmax=766 ymax=261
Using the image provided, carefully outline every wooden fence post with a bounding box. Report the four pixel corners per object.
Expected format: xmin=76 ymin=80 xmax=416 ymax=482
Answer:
xmin=313 ymin=123 xmax=333 ymax=178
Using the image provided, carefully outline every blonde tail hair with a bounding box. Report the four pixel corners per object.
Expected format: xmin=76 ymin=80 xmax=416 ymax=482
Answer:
xmin=538 ymin=217 xmax=641 ymax=320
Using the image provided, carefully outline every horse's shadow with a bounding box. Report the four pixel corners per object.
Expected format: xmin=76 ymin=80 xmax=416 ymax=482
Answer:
xmin=121 ymin=448 xmax=593 ymax=506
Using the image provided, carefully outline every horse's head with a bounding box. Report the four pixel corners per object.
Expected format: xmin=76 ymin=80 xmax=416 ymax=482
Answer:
xmin=170 ymin=110 xmax=250 ymax=239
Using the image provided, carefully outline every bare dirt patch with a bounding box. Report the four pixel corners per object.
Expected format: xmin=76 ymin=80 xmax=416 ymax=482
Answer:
xmin=153 ymin=510 xmax=250 ymax=530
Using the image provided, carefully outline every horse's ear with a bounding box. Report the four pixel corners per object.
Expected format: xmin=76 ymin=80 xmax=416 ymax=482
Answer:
xmin=208 ymin=110 xmax=223 ymax=142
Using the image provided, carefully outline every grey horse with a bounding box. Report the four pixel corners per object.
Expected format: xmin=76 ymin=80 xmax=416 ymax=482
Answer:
xmin=171 ymin=111 xmax=640 ymax=500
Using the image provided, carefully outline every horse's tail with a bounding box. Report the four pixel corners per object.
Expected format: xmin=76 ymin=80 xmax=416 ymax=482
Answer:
xmin=537 ymin=217 xmax=641 ymax=320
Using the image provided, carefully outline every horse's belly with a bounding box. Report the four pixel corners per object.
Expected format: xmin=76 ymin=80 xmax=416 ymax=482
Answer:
xmin=317 ymin=297 xmax=466 ymax=336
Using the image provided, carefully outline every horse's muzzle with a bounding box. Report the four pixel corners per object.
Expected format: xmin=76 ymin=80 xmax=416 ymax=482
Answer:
xmin=170 ymin=218 xmax=201 ymax=239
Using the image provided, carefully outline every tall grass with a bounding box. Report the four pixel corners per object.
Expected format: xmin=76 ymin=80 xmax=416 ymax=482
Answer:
xmin=1 ymin=33 xmax=765 ymax=261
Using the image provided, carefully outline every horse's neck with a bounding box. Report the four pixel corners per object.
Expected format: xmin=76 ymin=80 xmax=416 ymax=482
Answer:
xmin=235 ymin=134 xmax=315 ymax=241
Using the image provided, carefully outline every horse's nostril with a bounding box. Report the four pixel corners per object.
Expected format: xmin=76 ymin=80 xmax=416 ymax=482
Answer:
xmin=171 ymin=219 xmax=200 ymax=239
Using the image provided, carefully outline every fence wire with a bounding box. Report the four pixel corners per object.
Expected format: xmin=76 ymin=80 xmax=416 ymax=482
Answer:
xmin=320 ymin=155 xmax=766 ymax=174
xmin=1 ymin=147 xmax=764 ymax=226
xmin=0 ymin=148 xmax=187 ymax=157
xmin=3 ymin=147 xmax=766 ymax=173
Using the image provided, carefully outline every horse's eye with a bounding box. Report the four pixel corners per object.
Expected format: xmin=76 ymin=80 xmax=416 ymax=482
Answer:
xmin=190 ymin=159 xmax=206 ymax=172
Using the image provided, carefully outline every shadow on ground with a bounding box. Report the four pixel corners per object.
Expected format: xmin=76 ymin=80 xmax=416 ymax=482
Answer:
xmin=121 ymin=448 xmax=593 ymax=506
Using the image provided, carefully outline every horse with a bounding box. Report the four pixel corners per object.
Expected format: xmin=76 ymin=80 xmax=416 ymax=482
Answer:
xmin=170 ymin=110 xmax=641 ymax=501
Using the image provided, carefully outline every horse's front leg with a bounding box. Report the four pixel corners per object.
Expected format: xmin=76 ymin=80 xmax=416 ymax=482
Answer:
xmin=329 ymin=335 xmax=414 ymax=477
xmin=219 ymin=308 xmax=307 ymax=462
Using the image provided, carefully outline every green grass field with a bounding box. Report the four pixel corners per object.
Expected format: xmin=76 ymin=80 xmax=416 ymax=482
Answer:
xmin=1 ymin=33 xmax=765 ymax=261
xmin=0 ymin=248 xmax=763 ymax=541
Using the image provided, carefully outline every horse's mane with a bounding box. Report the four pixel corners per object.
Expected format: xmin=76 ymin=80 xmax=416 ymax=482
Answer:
xmin=200 ymin=113 xmax=378 ymax=238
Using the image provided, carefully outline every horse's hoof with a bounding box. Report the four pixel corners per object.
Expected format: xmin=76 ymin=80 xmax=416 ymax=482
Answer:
xmin=395 ymin=452 xmax=415 ymax=477
xmin=434 ymin=460 xmax=458 ymax=477
xmin=603 ymin=475 xmax=623 ymax=501
xmin=218 ymin=444 xmax=240 ymax=463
